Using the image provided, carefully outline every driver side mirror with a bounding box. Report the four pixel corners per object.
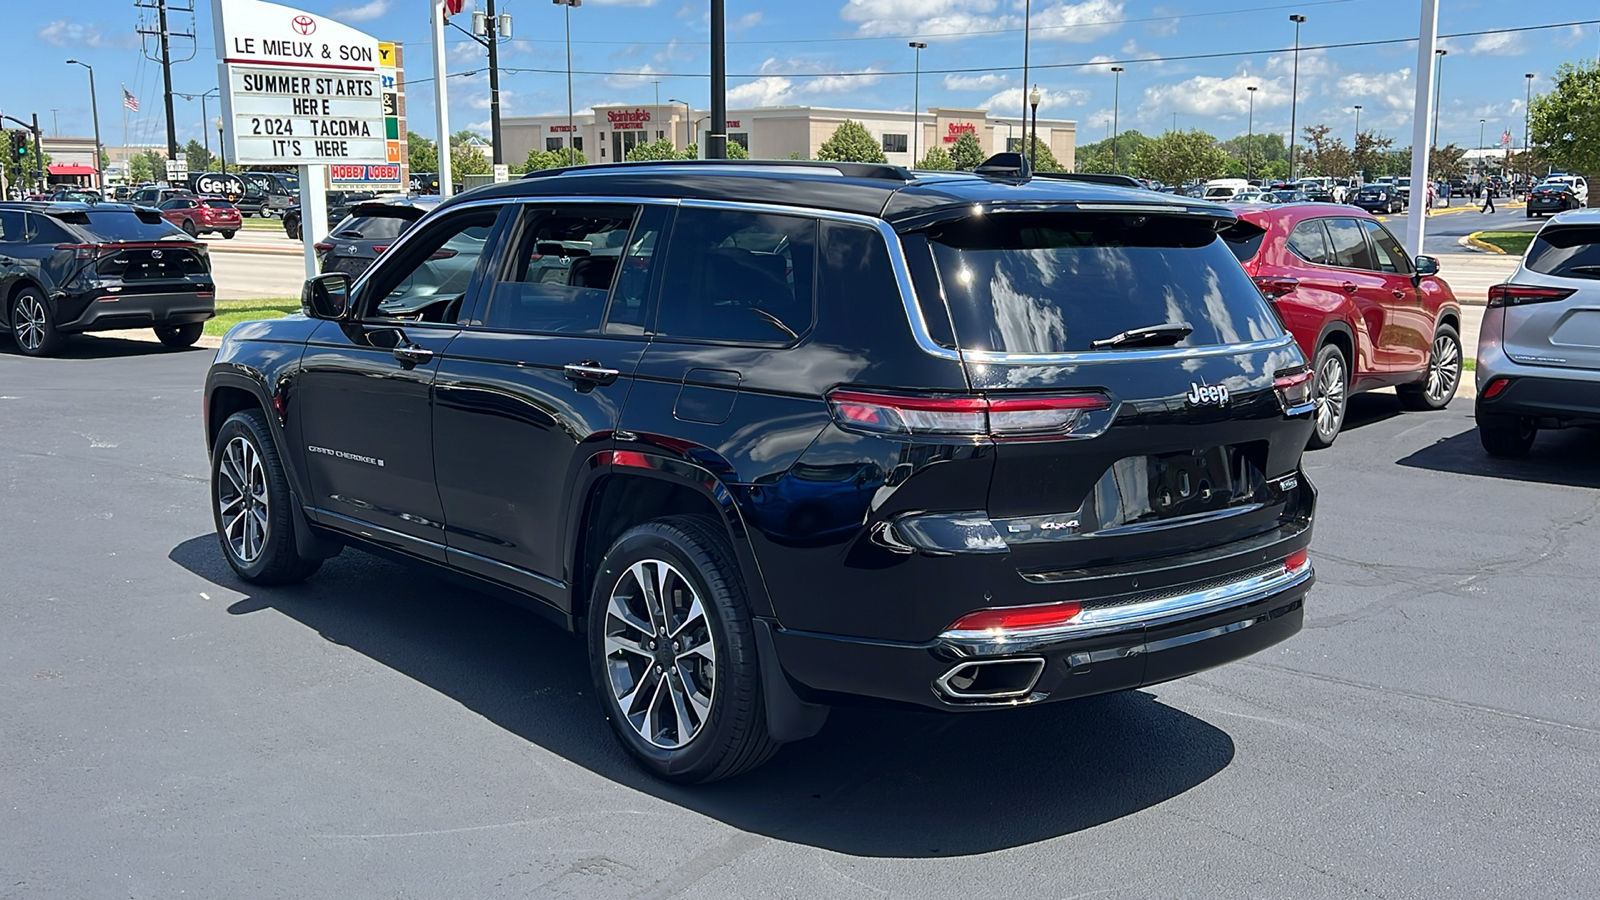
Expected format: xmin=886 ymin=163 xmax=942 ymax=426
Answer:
xmin=304 ymin=272 xmax=353 ymax=321
xmin=1414 ymin=255 xmax=1440 ymax=277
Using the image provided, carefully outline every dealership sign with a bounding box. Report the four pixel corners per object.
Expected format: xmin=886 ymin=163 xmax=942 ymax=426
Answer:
xmin=211 ymin=0 xmax=387 ymax=165
xmin=607 ymin=108 xmax=651 ymax=131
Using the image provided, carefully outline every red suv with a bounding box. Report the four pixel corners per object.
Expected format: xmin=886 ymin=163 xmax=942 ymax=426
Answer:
xmin=157 ymin=195 xmax=241 ymax=240
xmin=1225 ymin=203 xmax=1464 ymax=447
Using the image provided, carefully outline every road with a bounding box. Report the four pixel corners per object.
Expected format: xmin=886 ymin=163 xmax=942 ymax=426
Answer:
xmin=201 ymin=228 xmax=308 ymax=300
xmin=2 ymin=342 xmax=1597 ymax=898
xmin=1372 ymin=199 xmax=1538 ymax=257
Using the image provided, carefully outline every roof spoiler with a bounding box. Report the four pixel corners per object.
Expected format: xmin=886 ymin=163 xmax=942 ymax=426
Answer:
xmin=973 ymin=152 xmax=1031 ymax=181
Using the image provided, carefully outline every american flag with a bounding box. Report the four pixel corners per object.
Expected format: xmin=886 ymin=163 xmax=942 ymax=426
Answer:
xmin=123 ymin=86 xmax=139 ymax=113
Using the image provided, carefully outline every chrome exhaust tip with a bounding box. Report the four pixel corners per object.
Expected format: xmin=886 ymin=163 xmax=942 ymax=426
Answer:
xmin=934 ymin=657 xmax=1046 ymax=701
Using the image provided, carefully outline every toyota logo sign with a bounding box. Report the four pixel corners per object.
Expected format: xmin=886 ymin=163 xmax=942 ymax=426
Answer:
xmin=291 ymin=14 xmax=316 ymax=35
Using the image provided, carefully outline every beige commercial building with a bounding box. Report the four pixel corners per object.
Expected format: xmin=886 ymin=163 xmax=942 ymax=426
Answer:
xmin=502 ymin=105 xmax=1075 ymax=171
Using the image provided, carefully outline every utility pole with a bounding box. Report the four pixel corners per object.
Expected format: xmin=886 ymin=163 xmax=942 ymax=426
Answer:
xmin=32 ymin=114 xmax=44 ymax=192
xmin=135 ymin=0 xmax=194 ymax=161
xmin=1110 ymin=66 xmax=1124 ymax=173
xmin=708 ymin=0 xmax=726 ymax=159
xmin=485 ymin=0 xmax=503 ymax=163
xmin=1288 ymin=14 xmax=1306 ymax=182
xmin=909 ymin=42 xmax=926 ymax=164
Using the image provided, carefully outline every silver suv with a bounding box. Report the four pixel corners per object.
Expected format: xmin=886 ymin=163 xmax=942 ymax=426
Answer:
xmin=1475 ymin=209 xmax=1600 ymax=456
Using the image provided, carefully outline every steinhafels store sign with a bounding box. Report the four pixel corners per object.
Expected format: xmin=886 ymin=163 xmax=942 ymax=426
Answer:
xmin=607 ymin=109 xmax=651 ymax=131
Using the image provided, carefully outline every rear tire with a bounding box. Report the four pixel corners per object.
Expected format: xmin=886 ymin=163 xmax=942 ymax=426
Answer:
xmin=182 ymin=220 xmax=198 ymax=237
xmin=1307 ymin=342 xmax=1349 ymax=450
xmin=1397 ymin=324 xmax=1462 ymax=411
xmin=211 ymin=409 xmax=326 ymax=585
xmin=221 ymin=230 xmax=236 ymax=240
xmin=154 ymin=322 xmax=203 ymax=349
xmin=1477 ymin=413 xmax=1537 ymax=458
xmin=588 ymin=515 xmax=780 ymax=784
xmin=9 ymin=287 xmax=63 ymax=357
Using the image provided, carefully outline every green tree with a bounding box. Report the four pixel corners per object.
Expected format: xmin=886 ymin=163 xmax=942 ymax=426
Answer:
xmin=184 ymin=140 xmax=213 ymax=174
xmin=1132 ymin=129 xmax=1231 ymax=186
xmin=724 ymin=140 xmax=749 ymax=159
xmin=523 ymin=147 xmax=587 ymax=171
xmin=626 ymin=137 xmax=679 ymax=162
xmin=1352 ymin=130 xmax=1396 ymax=179
xmin=408 ymin=131 xmax=437 ymax=173
xmin=126 ymin=148 xmax=166 ymax=183
xmin=451 ymin=142 xmax=491 ymax=177
xmin=950 ymin=131 xmax=984 ymax=170
xmin=917 ymin=145 xmax=954 ymax=170
xmin=1023 ymin=134 xmax=1063 ymax=173
xmin=1300 ymin=125 xmax=1353 ymax=178
xmin=1429 ymin=143 xmax=1468 ymax=181
xmin=1529 ymin=59 xmax=1600 ymax=181
xmin=816 ymin=120 xmax=888 ymax=164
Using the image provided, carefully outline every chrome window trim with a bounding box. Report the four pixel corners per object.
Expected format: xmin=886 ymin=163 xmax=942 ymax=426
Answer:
xmin=939 ymin=558 xmax=1313 ymax=653
xmin=958 ymin=333 xmax=1298 ymax=366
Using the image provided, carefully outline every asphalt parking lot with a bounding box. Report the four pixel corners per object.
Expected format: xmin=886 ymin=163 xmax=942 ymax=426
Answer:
xmin=3 ymin=339 xmax=1597 ymax=899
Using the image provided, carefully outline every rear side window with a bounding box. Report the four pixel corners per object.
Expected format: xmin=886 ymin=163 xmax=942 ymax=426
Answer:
xmin=331 ymin=214 xmax=413 ymax=241
xmin=1525 ymin=226 xmax=1600 ymax=280
xmin=205 ymin=200 xmax=236 ymax=209
xmin=925 ymin=212 xmax=1281 ymax=354
xmin=78 ymin=210 xmax=186 ymax=242
xmin=1221 ymin=221 xmax=1266 ymax=263
xmin=655 ymin=207 xmax=818 ymax=344
xmin=1286 ymin=220 xmax=1331 ymax=264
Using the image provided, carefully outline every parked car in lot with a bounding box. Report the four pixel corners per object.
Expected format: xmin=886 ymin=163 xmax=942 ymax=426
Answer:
xmin=1527 ymin=182 xmax=1583 ymax=218
xmin=203 ymin=157 xmax=1319 ymax=782
xmin=1475 ymin=210 xmax=1600 ymax=456
xmin=1 ymin=202 xmax=214 ymax=356
xmin=1543 ymin=174 xmax=1589 ymax=206
xmin=1225 ymin=202 xmax=1464 ymax=447
xmin=312 ymin=197 xmax=441 ymax=277
xmin=158 ymin=195 xmax=241 ymax=239
xmin=1351 ymin=183 xmax=1403 ymax=214
xmin=128 ymin=186 xmax=193 ymax=208
xmin=282 ymin=191 xmax=379 ymax=241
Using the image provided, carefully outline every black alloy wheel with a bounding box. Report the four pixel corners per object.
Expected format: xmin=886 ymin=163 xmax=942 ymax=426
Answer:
xmin=1397 ymin=324 xmax=1462 ymax=411
xmin=155 ymin=322 xmax=204 ymax=349
xmin=9 ymin=288 xmax=63 ymax=357
xmin=588 ymin=515 xmax=780 ymax=783
xmin=1307 ymin=342 xmax=1349 ymax=449
xmin=1477 ymin=412 xmax=1537 ymax=458
xmin=211 ymin=409 xmax=326 ymax=584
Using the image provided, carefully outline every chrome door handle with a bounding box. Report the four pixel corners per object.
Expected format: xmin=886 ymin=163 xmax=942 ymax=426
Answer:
xmin=1341 ymin=281 xmax=1358 ymax=294
xmin=393 ymin=345 xmax=434 ymax=369
xmin=564 ymin=361 xmax=620 ymax=387
xmin=1391 ymin=288 xmax=1407 ymax=299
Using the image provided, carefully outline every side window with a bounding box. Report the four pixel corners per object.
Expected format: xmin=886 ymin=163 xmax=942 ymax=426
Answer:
xmin=26 ymin=215 xmax=72 ymax=245
xmin=1325 ymin=217 xmax=1377 ymax=271
xmin=655 ymin=207 xmax=817 ymax=344
xmin=1360 ymin=219 xmax=1412 ymax=274
xmin=1286 ymin=219 xmax=1331 ymax=265
xmin=362 ymin=206 xmax=501 ymax=323
xmin=0 ymin=210 xmax=26 ymax=241
xmin=157 ymin=199 xmax=180 ymax=210
xmin=481 ymin=204 xmax=642 ymax=335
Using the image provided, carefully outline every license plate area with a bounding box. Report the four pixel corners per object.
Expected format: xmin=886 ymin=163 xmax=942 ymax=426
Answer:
xmin=1081 ymin=443 xmax=1269 ymax=532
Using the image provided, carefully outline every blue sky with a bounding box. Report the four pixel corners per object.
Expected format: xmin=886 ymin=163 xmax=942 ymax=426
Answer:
xmin=14 ymin=0 xmax=1600 ymax=153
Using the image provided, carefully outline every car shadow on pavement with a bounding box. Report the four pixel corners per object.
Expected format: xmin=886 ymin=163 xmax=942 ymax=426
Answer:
xmin=0 ymin=334 xmax=203 ymax=359
xmin=170 ymin=534 xmax=1236 ymax=857
xmin=1397 ymin=425 xmax=1600 ymax=489
xmin=1337 ymin=391 xmax=1407 ymax=436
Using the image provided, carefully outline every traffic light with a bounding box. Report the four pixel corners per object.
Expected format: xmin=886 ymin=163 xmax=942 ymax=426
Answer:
xmin=10 ymin=131 xmax=27 ymax=160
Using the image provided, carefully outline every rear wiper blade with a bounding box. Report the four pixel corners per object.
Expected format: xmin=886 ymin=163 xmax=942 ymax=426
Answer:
xmin=1565 ymin=265 xmax=1600 ymax=275
xmin=1090 ymin=323 xmax=1194 ymax=349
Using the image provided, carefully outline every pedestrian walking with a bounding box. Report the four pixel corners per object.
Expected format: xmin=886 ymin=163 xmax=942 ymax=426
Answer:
xmin=1425 ymin=182 xmax=1435 ymax=216
xmin=1483 ymin=182 xmax=1496 ymax=213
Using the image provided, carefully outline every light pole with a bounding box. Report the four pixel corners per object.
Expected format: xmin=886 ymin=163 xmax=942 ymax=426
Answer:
xmin=66 ymin=60 xmax=103 ymax=189
xmin=1431 ymin=48 xmax=1447 ymax=152
xmin=909 ymin=41 xmax=926 ymax=165
xmin=1110 ymin=66 xmax=1124 ymax=174
xmin=216 ymin=116 xmax=226 ymax=172
xmin=554 ymin=0 xmax=580 ymax=165
xmin=708 ymin=0 xmax=726 ymax=159
xmin=175 ymin=88 xmax=220 ymax=163
xmin=1353 ymin=104 xmax=1362 ymax=180
xmin=1523 ymin=72 xmax=1534 ymax=180
xmin=1246 ymin=85 xmax=1257 ymax=181
xmin=668 ymin=98 xmax=691 ymax=154
xmin=1029 ymin=85 xmax=1041 ymax=170
xmin=1021 ymin=0 xmax=1032 ymax=130
xmin=1478 ymin=118 xmax=1485 ymax=179
xmin=1288 ymin=13 xmax=1306 ymax=181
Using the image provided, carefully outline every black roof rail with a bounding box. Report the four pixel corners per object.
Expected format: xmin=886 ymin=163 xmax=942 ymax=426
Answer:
xmin=1032 ymin=172 xmax=1147 ymax=190
xmin=519 ymin=157 xmax=913 ymax=182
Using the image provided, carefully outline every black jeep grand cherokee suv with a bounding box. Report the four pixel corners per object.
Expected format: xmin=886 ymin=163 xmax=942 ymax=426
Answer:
xmin=203 ymin=158 xmax=1318 ymax=782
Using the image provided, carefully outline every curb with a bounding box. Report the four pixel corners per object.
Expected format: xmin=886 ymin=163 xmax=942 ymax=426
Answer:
xmin=1462 ymin=232 xmax=1506 ymax=254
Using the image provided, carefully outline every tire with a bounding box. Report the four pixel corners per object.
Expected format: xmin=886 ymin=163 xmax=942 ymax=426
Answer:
xmin=1477 ymin=412 xmax=1537 ymax=458
xmin=154 ymin=322 xmax=203 ymax=349
xmin=221 ymin=230 xmax=236 ymax=240
xmin=9 ymin=287 xmax=63 ymax=357
xmin=1307 ymin=342 xmax=1349 ymax=450
xmin=181 ymin=220 xmax=199 ymax=237
xmin=211 ymin=409 xmax=325 ymax=585
xmin=286 ymin=222 xmax=301 ymax=241
xmin=1397 ymin=324 xmax=1462 ymax=411
xmin=588 ymin=515 xmax=780 ymax=783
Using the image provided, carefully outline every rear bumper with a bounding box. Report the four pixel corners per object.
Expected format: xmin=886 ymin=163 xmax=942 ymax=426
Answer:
xmin=770 ymin=560 xmax=1311 ymax=711
xmin=1475 ymin=371 xmax=1600 ymax=426
xmin=60 ymin=289 xmax=216 ymax=332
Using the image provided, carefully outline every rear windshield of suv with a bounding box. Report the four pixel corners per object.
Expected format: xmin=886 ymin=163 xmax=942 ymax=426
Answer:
xmin=330 ymin=214 xmax=414 ymax=241
xmin=75 ymin=209 xmax=188 ymax=242
xmin=923 ymin=212 xmax=1282 ymax=354
xmin=1524 ymin=226 xmax=1600 ymax=280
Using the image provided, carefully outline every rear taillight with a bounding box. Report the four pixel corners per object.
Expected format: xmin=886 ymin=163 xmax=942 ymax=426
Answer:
xmin=1487 ymin=284 xmax=1576 ymax=308
xmin=947 ymin=601 xmax=1084 ymax=635
xmin=56 ymin=243 xmax=102 ymax=260
xmin=827 ymin=389 xmax=1114 ymax=439
xmin=1252 ymin=275 xmax=1300 ymax=301
xmin=1482 ymin=377 xmax=1511 ymax=399
xmin=1273 ymin=366 xmax=1314 ymax=413
xmin=313 ymin=242 xmax=335 ymax=252
xmin=372 ymin=245 xmax=389 ymax=254
xmin=429 ymin=248 xmax=458 ymax=260
xmin=1285 ymin=548 xmax=1310 ymax=574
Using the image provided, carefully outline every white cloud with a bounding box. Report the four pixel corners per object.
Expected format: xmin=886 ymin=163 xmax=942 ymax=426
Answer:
xmin=330 ymin=0 xmax=389 ymax=22
xmin=589 ymin=0 xmax=658 ymax=6
xmin=1146 ymin=7 xmax=1179 ymax=38
xmin=840 ymin=0 xmax=1125 ymax=43
xmin=732 ymin=11 xmax=764 ymax=31
xmin=980 ymin=86 xmax=1089 ymax=115
xmin=1140 ymin=73 xmax=1290 ymax=118
xmin=727 ymin=77 xmax=795 ymax=107
xmin=1556 ymin=24 xmax=1591 ymax=47
xmin=803 ymin=71 xmax=885 ymax=94
xmin=37 ymin=19 xmax=137 ymax=49
xmin=1336 ymin=68 xmax=1414 ymax=111
xmin=1033 ymin=0 xmax=1125 ymax=43
xmin=1468 ymin=32 xmax=1525 ymax=56
xmin=943 ymin=73 xmax=1008 ymax=91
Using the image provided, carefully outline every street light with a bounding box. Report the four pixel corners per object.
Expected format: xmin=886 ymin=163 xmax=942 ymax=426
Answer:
xmin=1110 ymin=66 xmax=1124 ymax=174
xmin=668 ymin=98 xmax=692 ymax=154
xmin=1353 ymin=104 xmax=1362 ymax=179
xmin=553 ymin=0 xmax=580 ymax=166
xmin=909 ymin=42 xmax=927 ymax=165
xmin=216 ymin=116 xmax=226 ymax=172
xmin=1288 ymin=14 xmax=1306 ymax=181
xmin=1246 ymin=85 xmax=1257 ymax=181
xmin=66 ymin=60 xmax=103 ymax=190
xmin=1524 ymin=72 xmax=1534 ymax=178
xmin=1028 ymin=84 xmax=1041 ymax=170
xmin=1021 ymin=0 xmax=1032 ymax=129
xmin=1478 ymin=117 xmax=1486 ymax=180
xmin=1431 ymin=48 xmax=1447 ymax=152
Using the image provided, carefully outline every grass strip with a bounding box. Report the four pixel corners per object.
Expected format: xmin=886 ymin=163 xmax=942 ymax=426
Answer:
xmin=1471 ymin=231 xmax=1535 ymax=256
xmin=205 ymin=298 xmax=301 ymax=336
